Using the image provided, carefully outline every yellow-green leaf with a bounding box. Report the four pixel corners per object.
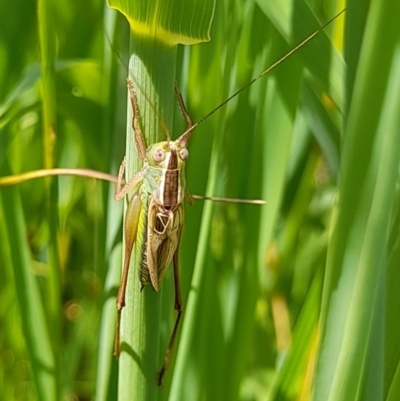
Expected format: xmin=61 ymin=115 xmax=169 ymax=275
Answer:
xmin=107 ymin=0 xmax=215 ymax=45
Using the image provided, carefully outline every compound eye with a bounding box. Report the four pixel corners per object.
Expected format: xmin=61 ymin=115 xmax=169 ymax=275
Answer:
xmin=179 ymin=148 xmax=189 ymax=161
xmin=152 ymin=149 xmax=165 ymax=163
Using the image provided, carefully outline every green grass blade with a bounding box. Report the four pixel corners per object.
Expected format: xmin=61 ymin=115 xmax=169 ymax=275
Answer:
xmin=313 ymin=0 xmax=400 ymax=399
xmin=116 ymin=37 xmax=177 ymax=401
xmin=38 ymin=0 xmax=56 ymax=170
xmin=38 ymin=0 xmax=62 ymax=396
xmin=0 ymin=187 xmax=57 ymax=401
xmin=94 ymin=9 xmax=129 ymax=401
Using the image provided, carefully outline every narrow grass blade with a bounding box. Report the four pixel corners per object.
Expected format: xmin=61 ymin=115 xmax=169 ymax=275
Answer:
xmin=0 ymin=187 xmax=57 ymax=401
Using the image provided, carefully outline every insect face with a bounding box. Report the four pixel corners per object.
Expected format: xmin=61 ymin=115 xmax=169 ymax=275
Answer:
xmin=146 ymin=141 xmax=190 ymax=170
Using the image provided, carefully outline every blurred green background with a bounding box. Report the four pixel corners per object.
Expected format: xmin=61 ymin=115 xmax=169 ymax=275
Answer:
xmin=1 ymin=0 xmax=400 ymax=400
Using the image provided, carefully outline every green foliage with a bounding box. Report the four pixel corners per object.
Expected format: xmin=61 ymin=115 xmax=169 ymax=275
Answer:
xmin=1 ymin=0 xmax=400 ymax=401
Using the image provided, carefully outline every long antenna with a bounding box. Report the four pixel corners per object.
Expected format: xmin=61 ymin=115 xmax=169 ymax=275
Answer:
xmin=185 ymin=9 xmax=346 ymax=135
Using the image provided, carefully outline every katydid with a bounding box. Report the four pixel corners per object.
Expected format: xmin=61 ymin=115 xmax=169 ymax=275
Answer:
xmin=114 ymin=80 xmax=193 ymax=385
xmin=113 ymin=9 xmax=345 ymax=386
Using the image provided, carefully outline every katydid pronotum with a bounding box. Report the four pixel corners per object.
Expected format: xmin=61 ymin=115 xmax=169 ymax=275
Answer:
xmin=112 ymin=9 xmax=345 ymax=386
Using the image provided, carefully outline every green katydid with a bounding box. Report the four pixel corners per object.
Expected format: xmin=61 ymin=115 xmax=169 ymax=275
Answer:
xmin=113 ymin=9 xmax=345 ymax=386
